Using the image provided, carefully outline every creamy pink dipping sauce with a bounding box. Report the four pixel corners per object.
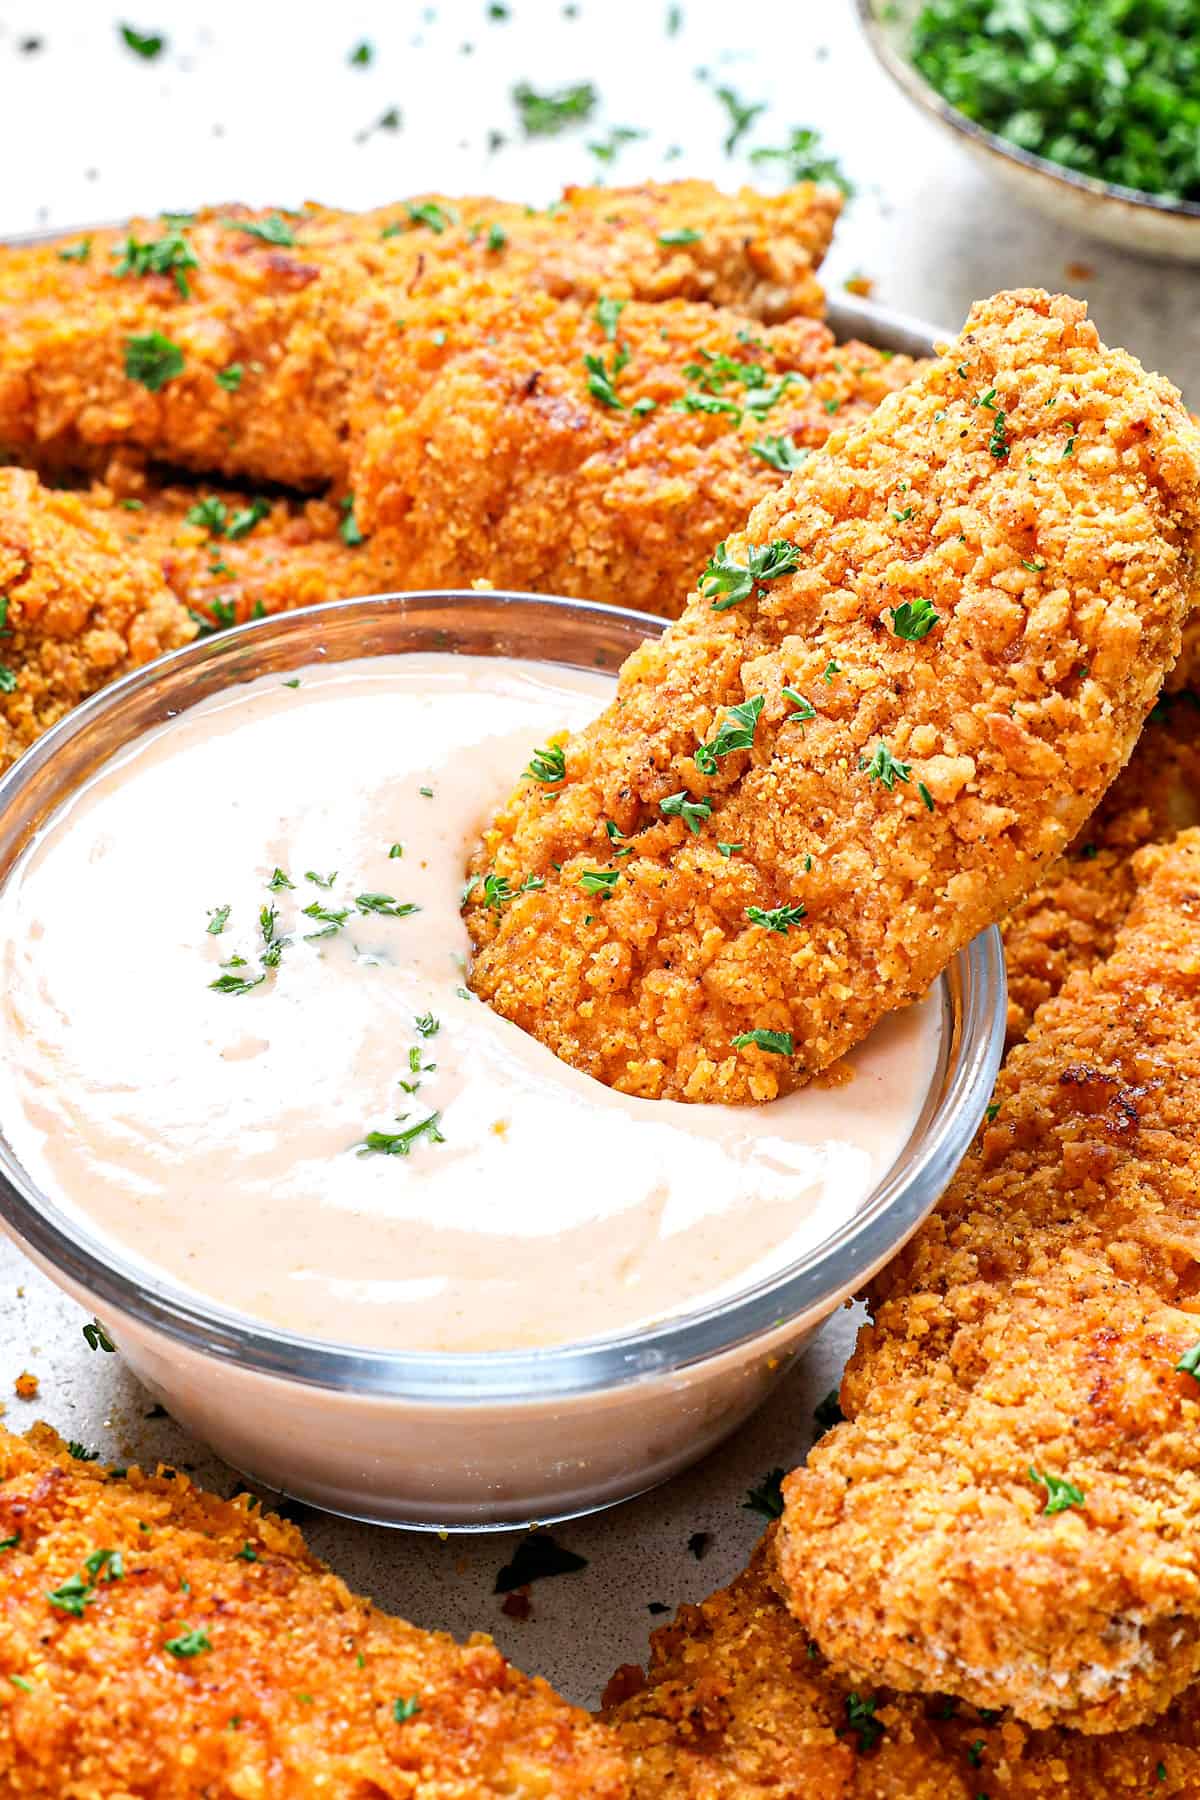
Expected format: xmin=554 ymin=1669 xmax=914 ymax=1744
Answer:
xmin=0 ymin=654 xmax=942 ymax=1353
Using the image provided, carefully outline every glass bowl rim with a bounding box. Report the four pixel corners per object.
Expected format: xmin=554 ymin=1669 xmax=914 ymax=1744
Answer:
xmin=0 ymin=589 xmax=1006 ymax=1403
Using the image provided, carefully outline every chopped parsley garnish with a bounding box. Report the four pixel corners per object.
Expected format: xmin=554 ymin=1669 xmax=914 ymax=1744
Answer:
xmin=1063 ymin=427 xmax=1078 ymax=457
xmin=714 ymin=83 xmax=765 ymax=154
xmin=348 ymin=38 xmax=373 ymax=65
xmin=165 ymin=1627 xmax=212 ymax=1657
xmin=988 ymin=409 xmax=1010 ymax=458
xmin=216 ymin=362 xmax=244 ymax=391
xmin=750 ymin=126 xmax=854 ymax=195
xmin=861 ymin=740 xmax=912 ymax=791
xmin=595 ymin=295 xmax=626 ymax=342
xmin=481 ymin=873 xmax=514 ymax=913
xmin=968 ymin=1739 xmax=985 ymax=1768
xmin=0 ymin=1535 xmax=20 ymax=1552
xmin=185 ymin=496 xmax=227 ymax=535
xmin=358 ymin=1113 xmax=445 ymax=1157
xmin=782 ymin=686 xmax=815 ymax=722
xmin=393 ymin=1696 xmax=422 ymax=1722
xmin=494 ymin=1532 xmax=588 ymax=1591
xmin=259 ymin=905 xmax=290 ymax=968
xmin=112 ymin=225 xmax=198 ymax=297
xmin=339 ymin=495 xmax=365 ymax=546
xmin=578 ymin=868 xmax=620 ymax=896
xmin=844 ymin=1692 xmax=884 ymax=1753
xmin=732 ymin=1028 xmax=793 ymax=1055
xmin=67 ymin=1441 xmax=99 ymax=1462
xmin=124 ymin=331 xmax=185 ymax=391
xmin=698 ymin=539 xmax=799 ymax=611
xmin=659 ymin=790 xmax=712 ymax=834
xmin=84 ymin=1548 xmax=124 ymax=1582
xmin=57 ymin=237 xmax=92 ymax=263
xmin=119 ymin=23 xmax=166 ymax=58
xmin=226 ymin=498 xmax=270 ymax=540
xmin=48 ymin=1574 xmax=95 ymax=1617
xmin=694 ymin=694 xmax=764 ymax=774
xmin=1028 ymin=1467 xmax=1085 ymax=1515
xmin=742 ymin=1467 xmax=785 ymax=1519
xmin=226 ymin=214 xmax=297 ymax=247
xmin=406 ymin=200 xmax=456 ymax=235
xmin=355 ymin=892 xmax=420 ymax=918
xmin=910 ymin=0 xmax=1200 ymax=202
xmin=301 ymin=900 xmax=351 ymax=938
xmin=525 ymin=742 xmax=566 ymax=783
xmin=658 ymin=227 xmax=702 ymax=245
xmin=415 ymin=1013 xmax=440 ymax=1038
xmin=717 ymin=841 xmax=743 ymax=857
xmin=813 ymin=1389 xmax=844 ymax=1439
xmin=267 ymin=868 xmax=294 ymax=891
xmin=0 ymin=666 xmax=18 ymax=695
xmin=209 ymin=971 xmax=266 ymax=996
xmin=512 ymin=80 xmax=597 ymax=136
xmin=822 ymin=658 xmax=841 ymax=683
xmin=234 ymin=1542 xmax=258 ymax=1562
xmin=82 ymin=1318 xmax=116 ymax=1353
xmin=8 ymin=1675 xmax=31 ymax=1692
xmin=388 ymin=843 xmax=403 ymax=859
xmin=918 ymin=781 xmax=936 ymax=812
xmin=305 ymin=870 xmax=337 ymax=889
xmin=1176 ymin=1341 xmax=1200 ymax=1379
xmin=589 ymin=124 xmax=647 ymax=164
xmin=889 ymin=598 xmax=940 ymax=641
xmin=746 ymin=902 xmax=807 ymax=933
xmin=584 ymin=345 xmax=630 ymax=409
xmin=750 ymin=434 xmax=809 ymax=472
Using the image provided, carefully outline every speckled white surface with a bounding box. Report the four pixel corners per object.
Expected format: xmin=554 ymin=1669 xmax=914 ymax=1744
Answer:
xmin=0 ymin=0 xmax=1195 ymax=1715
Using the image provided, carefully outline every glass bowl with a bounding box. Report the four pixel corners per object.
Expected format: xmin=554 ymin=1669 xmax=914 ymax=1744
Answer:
xmin=0 ymin=591 xmax=1005 ymax=1528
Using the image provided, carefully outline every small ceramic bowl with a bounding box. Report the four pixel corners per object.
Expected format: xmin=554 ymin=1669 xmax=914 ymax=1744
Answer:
xmin=858 ymin=0 xmax=1200 ymax=263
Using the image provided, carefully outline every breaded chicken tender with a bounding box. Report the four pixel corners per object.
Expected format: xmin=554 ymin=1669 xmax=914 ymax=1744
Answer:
xmin=778 ymin=827 xmax=1200 ymax=1733
xmin=0 ymin=182 xmax=839 ymax=490
xmin=76 ymin=304 xmax=916 ymax=629
xmin=0 ymin=1424 xmax=627 ymax=1799
xmin=1002 ymin=690 xmax=1200 ymax=1042
xmin=0 ymin=467 xmax=193 ymax=773
xmin=348 ymin=286 xmax=917 ymax=613
xmin=605 ymin=1531 xmax=1200 ymax=1798
xmin=465 ymin=291 xmax=1200 ymax=1104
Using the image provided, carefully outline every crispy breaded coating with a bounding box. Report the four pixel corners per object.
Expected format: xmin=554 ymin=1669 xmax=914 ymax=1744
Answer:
xmin=605 ymin=1531 xmax=1200 ymax=1798
xmin=0 ymin=467 xmax=193 ymax=773
xmin=76 ymin=306 xmax=915 ymax=628
xmin=465 ymin=291 xmax=1200 ymax=1103
xmin=1002 ymin=690 xmax=1200 ymax=1042
xmin=348 ymin=286 xmax=917 ymax=613
xmin=0 ymin=182 xmax=839 ymax=490
xmin=0 ymin=1424 xmax=627 ymax=1799
xmin=778 ymin=828 xmax=1200 ymax=1733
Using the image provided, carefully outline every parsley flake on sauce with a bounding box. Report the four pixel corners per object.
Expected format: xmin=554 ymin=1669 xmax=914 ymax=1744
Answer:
xmin=358 ymin=1113 xmax=445 ymax=1157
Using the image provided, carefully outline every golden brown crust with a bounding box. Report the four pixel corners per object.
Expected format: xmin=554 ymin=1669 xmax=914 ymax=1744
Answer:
xmin=777 ymin=828 xmax=1200 ymax=1732
xmin=348 ymin=285 xmax=916 ymax=614
xmin=0 ymin=1424 xmax=627 ymax=1799
xmin=0 ymin=467 xmax=194 ymax=773
xmin=605 ymin=1531 xmax=1200 ymax=1797
xmin=1001 ymin=690 xmax=1200 ymax=1042
xmin=465 ymin=291 xmax=1200 ymax=1103
xmin=0 ymin=183 xmax=839 ymax=489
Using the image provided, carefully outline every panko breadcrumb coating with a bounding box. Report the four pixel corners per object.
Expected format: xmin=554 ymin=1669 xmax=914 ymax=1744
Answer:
xmin=348 ymin=286 xmax=918 ymax=613
xmin=465 ymin=290 xmax=1200 ymax=1104
xmin=75 ymin=299 xmax=917 ymax=630
xmin=0 ymin=1424 xmax=628 ymax=1799
xmin=0 ymin=182 xmax=839 ymax=490
xmin=0 ymin=467 xmax=193 ymax=773
xmin=778 ymin=827 xmax=1200 ymax=1734
xmin=1001 ymin=688 xmax=1200 ymax=1042
xmin=605 ymin=1530 xmax=1200 ymax=1798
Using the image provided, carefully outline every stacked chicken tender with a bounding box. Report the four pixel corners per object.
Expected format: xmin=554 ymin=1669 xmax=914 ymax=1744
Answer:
xmin=0 ymin=179 xmax=919 ymax=772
